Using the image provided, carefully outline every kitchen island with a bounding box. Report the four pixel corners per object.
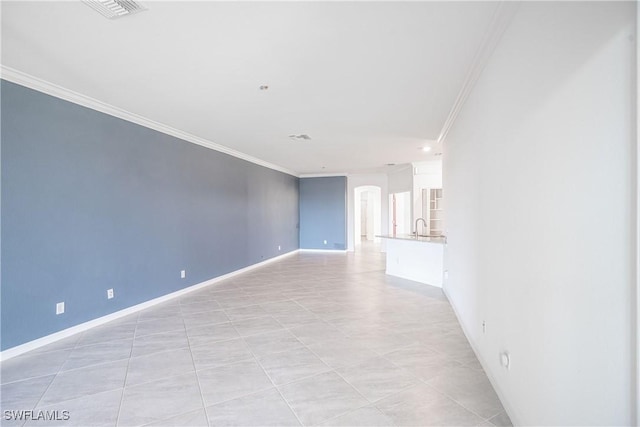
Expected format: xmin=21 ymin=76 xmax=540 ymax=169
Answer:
xmin=378 ymin=234 xmax=445 ymax=287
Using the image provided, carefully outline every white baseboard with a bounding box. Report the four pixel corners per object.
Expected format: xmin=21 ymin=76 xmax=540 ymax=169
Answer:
xmin=0 ymin=250 xmax=299 ymax=361
xmin=441 ymin=285 xmax=520 ymax=426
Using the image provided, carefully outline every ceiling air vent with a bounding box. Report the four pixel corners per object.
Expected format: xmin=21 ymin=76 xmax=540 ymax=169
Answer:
xmin=288 ymin=134 xmax=312 ymax=141
xmin=83 ymin=0 xmax=146 ymax=19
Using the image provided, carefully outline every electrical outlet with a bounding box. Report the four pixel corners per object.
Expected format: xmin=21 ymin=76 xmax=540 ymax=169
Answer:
xmin=107 ymin=288 xmax=114 ymax=299
xmin=444 ymin=270 xmax=449 ymax=280
xmin=278 ymin=245 xmax=281 ymax=251
xmin=181 ymin=270 xmax=186 ymax=279
xmin=323 ymin=240 xmax=327 ymax=245
xmin=56 ymin=302 xmax=65 ymax=315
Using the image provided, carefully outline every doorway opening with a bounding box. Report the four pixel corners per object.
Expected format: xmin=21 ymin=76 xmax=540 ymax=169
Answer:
xmin=389 ymin=191 xmax=411 ymax=236
xmin=354 ymin=186 xmax=382 ymax=248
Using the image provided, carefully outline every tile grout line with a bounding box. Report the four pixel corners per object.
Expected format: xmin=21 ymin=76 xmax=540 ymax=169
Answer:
xmin=183 ymin=308 xmax=212 ymax=427
xmin=301 ymin=343 xmax=385 ymax=425
xmin=2 ymin=248 xmax=508 ymax=426
xmin=114 ymin=323 xmax=139 ymax=427
xmin=369 ymin=322 xmax=503 ymax=422
xmin=26 ymin=333 xmax=82 ymax=411
xmin=225 ymin=317 xmax=305 ymax=427
xmin=419 ymin=376 xmax=501 ymax=422
xmin=12 ymin=372 xmax=57 ymax=415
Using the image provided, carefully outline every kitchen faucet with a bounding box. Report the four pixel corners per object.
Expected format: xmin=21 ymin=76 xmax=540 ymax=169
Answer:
xmin=414 ymin=218 xmax=427 ymax=238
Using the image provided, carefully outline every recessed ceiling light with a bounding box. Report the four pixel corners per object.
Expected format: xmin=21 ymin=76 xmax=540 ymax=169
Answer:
xmin=82 ymin=0 xmax=145 ymax=19
xmin=422 ymin=146 xmax=432 ymax=152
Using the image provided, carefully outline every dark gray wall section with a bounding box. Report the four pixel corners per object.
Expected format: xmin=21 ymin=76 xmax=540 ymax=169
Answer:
xmin=1 ymin=80 xmax=299 ymax=350
xmin=299 ymin=177 xmax=347 ymax=250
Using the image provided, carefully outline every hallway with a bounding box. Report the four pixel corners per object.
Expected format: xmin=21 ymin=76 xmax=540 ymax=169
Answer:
xmin=1 ymin=248 xmax=511 ymax=426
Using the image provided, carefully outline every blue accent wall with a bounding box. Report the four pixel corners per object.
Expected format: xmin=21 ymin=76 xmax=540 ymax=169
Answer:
xmin=299 ymin=177 xmax=347 ymax=250
xmin=0 ymin=80 xmax=299 ymax=350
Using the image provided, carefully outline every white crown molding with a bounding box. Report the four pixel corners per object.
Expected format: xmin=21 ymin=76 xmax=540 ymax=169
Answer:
xmin=0 ymin=249 xmax=299 ymax=361
xmin=0 ymin=66 xmax=299 ymax=178
xmin=299 ymin=173 xmax=348 ymax=178
xmin=437 ymin=0 xmax=521 ymax=144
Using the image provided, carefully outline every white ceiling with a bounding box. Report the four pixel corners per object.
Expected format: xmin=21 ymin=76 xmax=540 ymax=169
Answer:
xmin=1 ymin=1 xmax=500 ymax=176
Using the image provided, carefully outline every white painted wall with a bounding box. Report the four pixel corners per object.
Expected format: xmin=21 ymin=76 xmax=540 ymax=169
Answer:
xmin=347 ymin=174 xmax=389 ymax=252
xmin=412 ymin=160 xmax=443 ymax=230
xmin=387 ymin=164 xmax=413 ymax=194
xmin=388 ymin=165 xmax=414 ymax=237
xmin=443 ymin=2 xmax=636 ymax=425
xmin=354 ymin=186 xmax=381 ymax=243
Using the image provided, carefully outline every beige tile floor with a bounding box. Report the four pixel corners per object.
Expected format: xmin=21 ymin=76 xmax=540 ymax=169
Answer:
xmin=1 ymin=244 xmax=512 ymax=427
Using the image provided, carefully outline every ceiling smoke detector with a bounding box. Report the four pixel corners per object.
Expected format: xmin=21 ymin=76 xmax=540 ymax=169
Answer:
xmin=83 ymin=0 xmax=146 ymax=19
xmin=288 ymin=134 xmax=312 ymax=141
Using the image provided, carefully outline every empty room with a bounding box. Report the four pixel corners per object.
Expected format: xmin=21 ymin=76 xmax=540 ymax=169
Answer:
xmin=1 ymin=1 xmax=638 ymax=426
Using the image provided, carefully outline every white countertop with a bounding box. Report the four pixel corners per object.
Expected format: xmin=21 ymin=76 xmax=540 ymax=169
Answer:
xmin=377 ymin=234 xmax=446 ymax=244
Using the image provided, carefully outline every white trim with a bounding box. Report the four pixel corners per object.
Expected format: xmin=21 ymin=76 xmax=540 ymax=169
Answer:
xmin=0 ymin=66 xmax=299 ymax=178
xmin=437 ymin=0 xmax=520 ymax=144
xmin=298 ymin=249 xmax=348 ymax=253
xmin=442 ymin=286 xmax=520 ymax=426
xmin=0 ymin=250 xmax=299 ymax=361
xmin=299 ymin=173 xmax=348 ymax=178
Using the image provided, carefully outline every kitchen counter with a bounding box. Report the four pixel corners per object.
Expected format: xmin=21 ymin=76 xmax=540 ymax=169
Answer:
xmin=378 ymin=234 xmax=445 ymax=287
xmin=376 ymin=234 xmax=446 ymax=244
